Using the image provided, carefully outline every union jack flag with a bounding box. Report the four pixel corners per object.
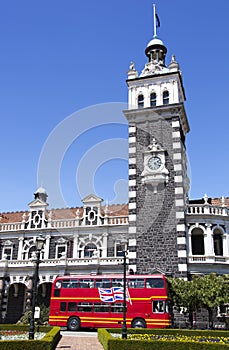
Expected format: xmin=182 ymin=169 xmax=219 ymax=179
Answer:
xmin=98 ymin=287 xmax=132 ymax=304
xmin=98 ymin=288 xmax=114 ymax=303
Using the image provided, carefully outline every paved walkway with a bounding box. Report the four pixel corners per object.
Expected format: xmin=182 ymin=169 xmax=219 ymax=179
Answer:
xmin=56 ymin=333 xmax=104 ymax=350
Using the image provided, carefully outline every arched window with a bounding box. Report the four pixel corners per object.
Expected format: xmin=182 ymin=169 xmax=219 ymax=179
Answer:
xmin=84 ymin=243 xmax=97 ymax=258
xmin=191 ymin=228 xmax=205 ymax=255
xmin=138 ymin=94 xmax=144 ymax=108
xmin=213 ymin=229 xmax=223 ymax=256
xmin=163 ymin=90 xmax=169 ymax=105
xmin=150 ymin=92 xmax=157 ymax=107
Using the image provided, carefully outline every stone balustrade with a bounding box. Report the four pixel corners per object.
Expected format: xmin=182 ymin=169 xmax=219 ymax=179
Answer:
xmin=189 ymin=255 xmax=229 ymax=264
xmin=0 ymin=256 xmax=124 ymax=269
xmin=187 ymin=204 xmax=228 ymax=216
xmin=0 ymin=215 xmax=128 ymax=232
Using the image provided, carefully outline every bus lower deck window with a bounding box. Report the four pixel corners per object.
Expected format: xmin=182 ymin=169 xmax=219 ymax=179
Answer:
xmin=78 ymin=302 xmax=93 ymax=312
xmin=111 ymin=303 xmax=123 ymax=313
xmin=153 ymin=300 xmax=165 ymax=313
xmin=60 ymin=302 xmax=67 ymax=312
xmin=68 ymin=302 xmax=77 ymax=311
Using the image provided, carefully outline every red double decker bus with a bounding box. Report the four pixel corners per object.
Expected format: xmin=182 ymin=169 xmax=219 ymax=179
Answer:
xmin=49 ymin=274 xmax=170 ymax=330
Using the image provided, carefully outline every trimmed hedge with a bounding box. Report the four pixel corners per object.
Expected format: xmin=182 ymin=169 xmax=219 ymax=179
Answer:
xmin=98 ymin=328 xmax=229 ymax=350
xmin=0 ymin=325 xmax=61 ymax=350
xmin=0 ymin=325 xmax=52 ymax=332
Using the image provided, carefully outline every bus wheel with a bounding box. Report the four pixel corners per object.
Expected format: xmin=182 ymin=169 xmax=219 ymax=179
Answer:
xmin=132 ymin=318 xmax=146 ymax=328
xmin=67 ymin=317 xmax=81 ymax=331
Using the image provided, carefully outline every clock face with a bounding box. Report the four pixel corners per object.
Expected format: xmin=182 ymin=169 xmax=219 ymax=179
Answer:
xmin=147 ymin=156 xmax=162 ymax=170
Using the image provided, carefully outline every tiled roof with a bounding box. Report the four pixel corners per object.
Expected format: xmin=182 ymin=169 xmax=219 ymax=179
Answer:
xmin=0 ymin=204 xmax=129 ymax=224
xmin=0 ymin=197 xmax=228 ymax=225
xmin=0 ymin=211 xmax=28 ymax=223
xmin=211 ymin=197 xmax=229 ymax=207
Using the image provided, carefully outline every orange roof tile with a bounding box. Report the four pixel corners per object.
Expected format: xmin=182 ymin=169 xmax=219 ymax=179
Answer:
xmin=0 ymin=204 xmax=129 ymax=224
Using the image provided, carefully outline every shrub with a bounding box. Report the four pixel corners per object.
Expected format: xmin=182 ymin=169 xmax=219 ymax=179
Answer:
xmin=17 ymin=305 xmax=50 ymax=325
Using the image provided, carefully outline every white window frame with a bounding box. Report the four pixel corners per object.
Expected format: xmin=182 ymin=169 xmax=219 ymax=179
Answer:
xmin=2 ymin=246 xmax=13 ymax=260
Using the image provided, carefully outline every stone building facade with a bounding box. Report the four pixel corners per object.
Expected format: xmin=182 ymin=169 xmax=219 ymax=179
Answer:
xmin=0 ymin=11 xmax=229 ymax=325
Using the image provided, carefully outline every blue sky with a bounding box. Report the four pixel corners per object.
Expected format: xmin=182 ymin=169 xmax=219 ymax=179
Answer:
xmin=0 ymin=0 xmax=228 ymax=212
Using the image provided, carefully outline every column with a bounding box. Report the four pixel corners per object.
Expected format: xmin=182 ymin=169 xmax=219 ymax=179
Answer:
xmin=17 ymin=237 xmax=24 ymax=260
xmin=102 ymin=233 xmax=108 ymax=258
xmin=44 ymin=235 xmax=50 ymax=259
xmin=73 ymin=234 xmax=79 ymax=258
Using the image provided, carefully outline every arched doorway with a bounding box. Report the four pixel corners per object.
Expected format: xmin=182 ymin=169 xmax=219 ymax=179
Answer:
xmin=37 ymin=282 xmax=52 ymax=307
xmin=6 ymin=283 xmax=26 ymax=323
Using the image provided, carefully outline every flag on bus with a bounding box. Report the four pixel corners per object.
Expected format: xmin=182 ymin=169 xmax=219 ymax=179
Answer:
xmin=98 ymin=287 xmax=132 ymax=304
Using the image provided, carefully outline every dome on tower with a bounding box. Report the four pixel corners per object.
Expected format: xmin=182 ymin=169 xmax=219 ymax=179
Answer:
xmin=34 ymin=186 xmax=48 ymax=202
xmin=146 ymin=37 xmax=164 ymax=47
xmin=145 ymin=35 xmax=167 ymax=61
xmin=35 ymin=186 xmax=47 ymax=194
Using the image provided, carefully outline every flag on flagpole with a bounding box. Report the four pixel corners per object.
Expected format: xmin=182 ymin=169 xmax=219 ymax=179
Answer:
xmin=156 ymin=13 xmax=160 ymax=28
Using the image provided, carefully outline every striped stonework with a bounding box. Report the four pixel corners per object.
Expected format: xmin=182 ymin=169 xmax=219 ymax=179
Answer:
xmin=172 ymin=119 xmax=188 ymax=277
xmin=128 ymin=124 xmax=137 ymax=272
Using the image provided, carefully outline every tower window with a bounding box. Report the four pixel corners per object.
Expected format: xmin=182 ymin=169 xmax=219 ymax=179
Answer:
xmin=138 ymin=94 xmax=144 ymax=108
xmin=163 ymin=90 xmax=169 ymax=105
xmin=150 ymin=92 xmax=157 ymax=107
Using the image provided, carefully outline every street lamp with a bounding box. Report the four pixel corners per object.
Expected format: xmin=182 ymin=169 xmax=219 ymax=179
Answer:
xmin=29 ymin=235 xmax=45 ymax=340
xmin=121 ymin=240 xmax=128 ymax=340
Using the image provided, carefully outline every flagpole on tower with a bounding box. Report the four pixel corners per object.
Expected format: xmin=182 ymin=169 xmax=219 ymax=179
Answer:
xmin=153 ymin=3 xmax=157 ymax=38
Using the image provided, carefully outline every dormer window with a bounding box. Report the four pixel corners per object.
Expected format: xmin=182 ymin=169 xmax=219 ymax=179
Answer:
xmin=138 ymin=94 xmax=144 ymax=108
xmin=163 ymin=90 xmax=169 ymax=105
xmin=150 ymin=92 xmax=157 ymax=107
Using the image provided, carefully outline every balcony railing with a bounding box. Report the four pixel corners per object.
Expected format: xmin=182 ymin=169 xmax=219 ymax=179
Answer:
xmin=0 ymin=215 xmax=128 ymax=232
xmin=188 ymin=255 xmax=229 ymax=264
xmin=187 ymin=204 xmax=228 ymax=216
xmin=0 ymin=256 xmax=124 ymax=269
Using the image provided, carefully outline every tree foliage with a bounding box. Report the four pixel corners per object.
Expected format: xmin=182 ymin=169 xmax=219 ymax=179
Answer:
xmin=168 ymin=273 xmax=229 ymax=328
xmin=168 ymin=277 xmax=200 ymax=314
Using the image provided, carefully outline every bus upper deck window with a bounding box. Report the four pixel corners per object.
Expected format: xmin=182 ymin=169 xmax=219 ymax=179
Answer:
xmin=146 ymin=278 xmax=164 ymax=288
xmin=112 ymin=279 xmax=123 ymax=287
xmin=62 ymin=280 xmax=71 ymax=288
xmin=95 ymin=279 xmax=111 ymax=288
xmin=128 ymin=278 xmax=144 ymax=288
xmin=79 ymin=279 xmax=94 ymax=288
xmin=70 ymin=279 xmax=79 ymax=288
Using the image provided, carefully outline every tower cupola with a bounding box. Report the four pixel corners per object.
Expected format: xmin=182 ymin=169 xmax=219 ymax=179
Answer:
xmin=34 ymin=186 xmax=48 ymax=203
xmin=145 ymin=37 xmax=167 ymax=67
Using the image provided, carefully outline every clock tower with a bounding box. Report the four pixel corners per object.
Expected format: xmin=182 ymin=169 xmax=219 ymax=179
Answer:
xmin=124 ymin=8 xmax=190 ymax=278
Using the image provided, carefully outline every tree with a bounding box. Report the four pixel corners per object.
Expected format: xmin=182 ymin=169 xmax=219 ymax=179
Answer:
xmin=193 ymin=273 xmax=228 ymax=329
xmin=168 ymin=274 xmax=229 ymax=329
xmin=168 ymin=277 xmax=201 ymax=328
